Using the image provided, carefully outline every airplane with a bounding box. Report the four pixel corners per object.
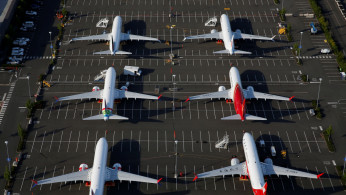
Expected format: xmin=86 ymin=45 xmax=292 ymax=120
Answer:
xmin=32 ymin=137 xmax=162 ymax=195
xmin=185 ymin=67 xmax=293 ymax=121
xmin=183 ymin=14 xmax=275 ymax=55
xmin=192 ymin=132 xmax=324 ymax=195
xmin=55 ymin=67 xmax=159 ymax=121
xmin=71 ymin=16 xmax=160 ymax=55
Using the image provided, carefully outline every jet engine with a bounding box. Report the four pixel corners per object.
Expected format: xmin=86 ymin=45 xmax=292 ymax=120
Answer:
xmin=231 ymin=157 xmax=240 ymax=166
xmin=235 ymin=29 xmax=241 ymax=35
xmin=79 ymin=163 xmax=88 ymax=171
xmin=113 ymin=163 xmax=122 ymax=170
xmin=120 ymin=86 xmax=128 ymax=91
xmin=210 ymin=29 xmax=218 ymax=34
xmin=218 ymin=86 xmax=226 ymax=92
xmin=264 ymin=158 xmax=273 ymax=165
xmin=92 ymin=86 xmax=100 ymax=92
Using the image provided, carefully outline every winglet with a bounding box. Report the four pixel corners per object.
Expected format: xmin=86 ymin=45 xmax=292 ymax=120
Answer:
xmin=157 ymin=178 xmax=163 ymax=185
xmin=192 ymin=173 xmax=198 ymax=181
xmin=158 ymin=95 xmax=162 ymax=100
xmin=183 ymin=37 xmax=186 ymax=42
xmin=317 ymin=173 xmax=324 ymax=179
xmin=289 ymin=96 xmax=295 ymax=101
xmin=271 ymin=35 xmax=276 ymax=41
xmin=54 ymin=96 xmax=59 ymax=103
xmin=185 ymin=97 xmax=190 ymax=102
xmin=31 ymin=179 xmax=38 ymax=188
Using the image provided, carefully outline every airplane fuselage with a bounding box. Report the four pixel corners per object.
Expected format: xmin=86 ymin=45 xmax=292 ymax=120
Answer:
xmin=229 ymin=67 xmax=246 ymax=120
xmin=220 ymin=14 xmax=234 ymax=54
xmin=110 ymin=16 xmax=123 ymax=54
xmin=89 ymin=138 xmax=108 ymax=195
xmin=102 ymin=67 xmax=116 ymax=121
xmin=243 ymin=133 xmax=267 ymax=195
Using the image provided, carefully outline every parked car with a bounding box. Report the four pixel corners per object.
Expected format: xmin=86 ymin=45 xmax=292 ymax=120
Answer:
xmin=13 ymin=40 xmax=27 ymax=46
xmin=22 ymin=21 xmax=34 ymax=28
xmin=8 ymin=56 xmax=23 ymax=62
xmin=11 ymin=51 xmax=24 ymax=56
xmin=6 ymin=61 xmax=20 ymax=65
xmin=25 ymin=11 xmax=37 ymax=16
xmin=12 ymin=47 xmax=24 ymax=51
xmin=18 ymin=37 xmax=30 ymax=42
xmin=320 ymin=48 xmax=331 ymax=54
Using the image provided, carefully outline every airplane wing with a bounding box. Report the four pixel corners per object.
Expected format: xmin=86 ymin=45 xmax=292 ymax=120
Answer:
xmin=196 ymin=163 xmax=247 ymax=179
xmin=58 ymin=90 xmax=103 ymax=101
xmin=71 ymin=33 xmax=110 ymax=41
xmin=106 ymin=168 xmax=157 ymax=184
xmin=243 ymin=87 xmax=289 ymax=101
xmin=183 ymin=32 xmax=223 ymax=41
xmin=114 ymin=89 xmax=158 ymax=100
xmin=261 ymin=163 xmax=322 ymax=179
xmin=187 ymin=89 xmax=230 ymax=101
xmin=234 ymin=31 xmax=275 ymax=41
xmin=120 ymin=33 xmax=160 ymax=42
xmin=37 ymin=169 xmax=92 ymax=185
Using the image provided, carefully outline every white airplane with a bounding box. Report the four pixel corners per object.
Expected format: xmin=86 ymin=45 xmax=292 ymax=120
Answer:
xmin=185 ymin=67 xmax=293 ymax=121
xmin=193 ymin=132 xmax=324 ymax=195
xmin=183 ymin=14 xmax=275 ymax=55
xmin=71 ymin=16 xmax=160 ymax=55
xmin=56 ymin=67 xmax=159 ymax=121
xmin=32 ymin=137 xmax=162 ymax=195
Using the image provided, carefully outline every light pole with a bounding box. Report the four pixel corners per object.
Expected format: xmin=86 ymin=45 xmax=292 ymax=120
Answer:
xmin=316 ymin=78 xmax=322 ymax=109
xmin=172 ymin=74 xmax=176 ymax=111
xmin=49 ymin=31 xmax=53 ymax=56
xmin=174 ymin=140 xmax=178 ymax=178
xmin=4 ymin=141 xmax=11 ymax=172
xmin=299 ymin=32 xmax=303 ymax=59
xmin=282 ymin=0 xmax=284 ymax=10
xmin=26 ymin=75 xmax=31 ymax=99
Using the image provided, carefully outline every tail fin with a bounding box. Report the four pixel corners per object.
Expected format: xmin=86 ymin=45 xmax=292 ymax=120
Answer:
xmin=83 ymin=114 xmax=128 ymax=120
xmin=221 ymin=114 xmax=267 ymax=120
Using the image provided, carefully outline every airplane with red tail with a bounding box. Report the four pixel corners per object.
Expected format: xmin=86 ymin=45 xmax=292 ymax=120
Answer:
xmin=185 ymin=67 xmax=294 ymax=121
xmin=193 ymin=132 xmax=324 ymax=195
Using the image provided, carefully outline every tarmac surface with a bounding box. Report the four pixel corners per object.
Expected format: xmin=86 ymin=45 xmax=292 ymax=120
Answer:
xmin=0 ymin=0 xmax=345 ymax=195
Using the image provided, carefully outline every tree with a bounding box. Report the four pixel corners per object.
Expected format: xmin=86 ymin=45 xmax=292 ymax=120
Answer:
xmin=325 ymin=125 xmax=333 ymax=140
xmin=18 ymin=124 xmax=25 ymax=140
xmin=4 ymin=166 xmax=11 ymax=183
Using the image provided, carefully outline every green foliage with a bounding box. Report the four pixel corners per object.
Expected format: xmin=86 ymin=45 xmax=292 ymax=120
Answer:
xmin=274 ymin=0 xmax=279 ymax=4
xmin=38 ymin=74 xmax=45 ymax=82
xmin=322 ymin=125 xmax=335 ymax=152
xmin=17 ymin=139 xmax=24 ymax=152
xmin=301 ymin=74 xmax=307 ymax=82
xmin=26 ymin=100 xmax=33 ymax=110
xmin=292 ymin=43 xmax=300 ymax=56
xmin=336 ymin=166 xmax=346 ymax=189
xmin=17 ymin=124 xmax=25 ymax=140
xmin=308 ymin=0 xmax=346 ymax=71
xmin=316 ymin=111 xmax=322 ymax=119
xmin=4 ymin=166 xmax=11 ymax=183
xmin=311 ymin=100 xmax=317 ymax=108
xmin=279 ymin=9 xmax=286 ymax=21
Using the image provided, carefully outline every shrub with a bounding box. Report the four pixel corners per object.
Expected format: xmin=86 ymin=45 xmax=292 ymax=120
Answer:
xmin=322 ymin=126 xmax=335 ymax=152
xmin=301 ymin=74 xmax=307 ymax=82
xmin=279 ymin=9 xmax=286 ymax=21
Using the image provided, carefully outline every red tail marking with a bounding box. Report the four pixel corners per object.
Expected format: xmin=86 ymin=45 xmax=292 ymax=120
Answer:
xmin=158 ymin=95 xmax=162 ymax=100
xmin=192 ymin=173 xmax=198 ymax=181
xmin=174 ymin=130 xmax=176 ymax=139
xmin=157 ymin=178 xmax=163 ymax=183
xmin=241 ymin=99 xmax=246 ymax=121
xmin=317 ymin=173 xmax=324 ymax=179
xmin=54 ymin=96 xmax=59 ymax=100
xmin=170 ymin=67 xmax=173 ymax=74
xmin=289 ymin=96 xmax=295 ymax=101
xmin=185 ymin=98 xmax=190 ymax=102
xmin=32 ymin=179 xmax=38 ymax=184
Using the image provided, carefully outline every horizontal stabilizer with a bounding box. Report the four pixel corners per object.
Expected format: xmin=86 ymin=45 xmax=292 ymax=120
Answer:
xmin=115 ymin=50 xmax=132 ymax=55
xmin=93 ymin=50 xmax=113 ymax=55
xmin=233 ymin=49 xmax=252 ymax=55
xmin=83 ymin=114 xmax=128 ymax=120
xmin=213 ymin=50 xmax=230 ymax=54
xmin=221 ymin=114 xmax=267 ymax=120
xmin=109 ymin=114 xmax=129 ymax=120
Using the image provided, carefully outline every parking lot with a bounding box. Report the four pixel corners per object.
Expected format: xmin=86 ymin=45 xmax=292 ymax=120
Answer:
xmin=5 ymin=0 xmax=345 ymax=195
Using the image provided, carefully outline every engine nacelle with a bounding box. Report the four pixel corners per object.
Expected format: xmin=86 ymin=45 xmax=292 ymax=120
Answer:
xmin=235 ymin=29 xmax=241 ymax=35
xmin=120 ymin=86 xmax=128 ymax=91
xmin=218 ymin=86 xmax=226 ymax=92
xmin=113 ymin=163 xmax=122 ymax=170
xmin=247 ymin=86 xmax=254 ymax=93
xmin=210 ymin=29 xmax=218 ymax=34
xmin=231 ymin=158 xmax=240 ymax=166
xmin=79 ymin=163 xmax=88 ymax=171
xmin=264 ymin=158 xmax=273 ymax=165
xmin=92 ymin=86 xmax=100 ymax=92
